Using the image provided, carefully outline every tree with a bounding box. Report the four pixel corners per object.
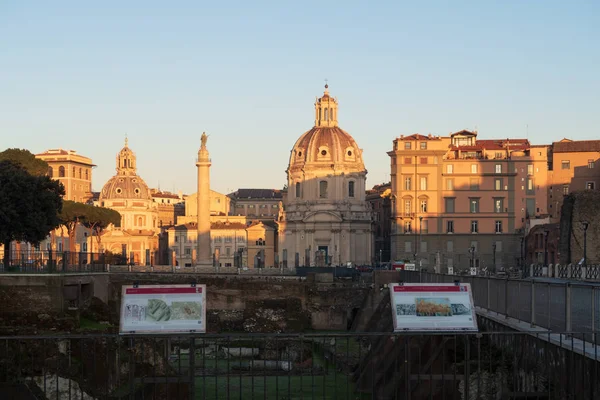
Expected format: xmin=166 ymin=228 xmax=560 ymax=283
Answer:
xmin=82 ymin=206 xmax=121 ymax=251
xmin=58 ymin=200 xmax=89 ymax=254
xmin=0 ymin=160 xmax=64 ymax=267
xmin=0 ymin=148 xmax=49 ymax=176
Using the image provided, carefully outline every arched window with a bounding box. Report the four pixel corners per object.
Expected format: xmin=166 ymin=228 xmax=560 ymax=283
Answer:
xmin=319 ymin=180 xmax=328 ymax=198
xmin=72 ymin=167 xmax=75 ymax=176
xmin=79 ymin=168 xmax=82 ymax=178
xmin=48 ymin=167 xmax=53 ymax=177
xmin=138 ymin=217 xmax=143 ymax=226
xmin=348 ymin=181 xmax=355 ymax=198
xmin=324 ymin=108 xmax=328 ymax=121
xmin=85 ymin=169 xmax=89 ymax=180
xmin=58 ymin=166 xmax=65 ymax=177
xmin=295 ymin=182 xmax=301 ymax=198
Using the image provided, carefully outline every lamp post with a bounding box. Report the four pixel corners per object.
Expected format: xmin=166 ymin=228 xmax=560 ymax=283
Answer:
xmin=492 ymin=243 xmax=496 ymax=273
xmin=470 ymin=246 xmax=475 ymax=270
xmin=582 ymin=221 xmax=589 ymax=267
xmin=418 ymin=216 xmax=423 ymax=266
xmin=544 ymin=229 xmax=549 ymax=266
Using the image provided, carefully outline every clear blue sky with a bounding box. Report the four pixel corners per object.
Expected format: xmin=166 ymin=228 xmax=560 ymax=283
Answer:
xmin=1 ymin=1 xmax=598 ymax=195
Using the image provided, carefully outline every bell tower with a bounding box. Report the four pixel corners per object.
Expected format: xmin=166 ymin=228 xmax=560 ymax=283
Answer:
xmin=314 ymin=83 xmax=338 ymax=128
xmin=116 ymin=137 xmax=137 ymax=175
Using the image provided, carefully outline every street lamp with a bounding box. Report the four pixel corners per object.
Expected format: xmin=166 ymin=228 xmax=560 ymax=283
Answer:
xmin=582 ymin=221 xmax=589 ymax=267
xmin=543 ymin=229 xmax=549 ymax=266
xmin=470 ymin=246 xmax=475 ymax=270
xmin=492 ymin=243 xmax=496 ymax=273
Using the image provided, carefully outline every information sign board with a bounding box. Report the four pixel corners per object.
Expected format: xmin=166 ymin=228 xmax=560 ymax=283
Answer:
xmin=119 ymin=284 xmax=206 ymax=334
xmin=389 ymin=283 xmax=478 ymax=332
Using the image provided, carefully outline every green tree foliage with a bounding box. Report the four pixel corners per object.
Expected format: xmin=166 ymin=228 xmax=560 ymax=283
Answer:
xmin=0 ymin=160 xmax=64 ymax=267
xmin=58 ymin=200 xmax=89 ymax=253
xmin=59 ymin=202 xmax=122 ymax=253
xmin=0 ymin=148 xmax=49 ymax=176
xmin=82 ymin=206 xmax=121 ymax=250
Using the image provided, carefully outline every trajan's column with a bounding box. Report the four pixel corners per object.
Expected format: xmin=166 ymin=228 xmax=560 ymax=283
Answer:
xmin=196 ymin=132 xmax=212 ymax=267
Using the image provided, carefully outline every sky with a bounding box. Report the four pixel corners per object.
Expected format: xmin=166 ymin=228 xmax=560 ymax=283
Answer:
xmin=1 ymin=1 xmax=599 ymax=195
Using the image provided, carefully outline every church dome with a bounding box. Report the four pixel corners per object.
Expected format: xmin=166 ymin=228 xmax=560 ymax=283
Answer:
xmin=99 ymin=139 xmax=153 ymax=201
xmin=288 ymin=85 xmax=365 ymax=172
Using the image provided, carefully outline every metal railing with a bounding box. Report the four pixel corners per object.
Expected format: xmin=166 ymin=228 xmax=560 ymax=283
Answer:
xmin=0 ymin=250 xmax=108 ymax=273
xmin=1 ymin=331 xmax=598 ymax=399
xmin=397 ymin=270 xmax=600 ymax=339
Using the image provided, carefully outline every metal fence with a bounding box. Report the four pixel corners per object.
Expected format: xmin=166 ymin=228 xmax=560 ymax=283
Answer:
xmin=1 ymin=332 xmax=598 ymax=399
xmin=0 ymin=251 xmax=109 ymax=273
xmin=397 ymin=270 xmax=600 ymax=337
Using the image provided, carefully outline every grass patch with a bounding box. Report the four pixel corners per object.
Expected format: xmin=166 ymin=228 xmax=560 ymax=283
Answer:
xmin=80 ymin=317 xmax=111 ymax=331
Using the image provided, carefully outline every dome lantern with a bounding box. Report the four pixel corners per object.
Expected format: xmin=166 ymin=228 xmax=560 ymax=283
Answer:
xmin=116 ymin=137 xmax=137 ymax=175
xmin=315 ymin=83 xmax=338 ymax=128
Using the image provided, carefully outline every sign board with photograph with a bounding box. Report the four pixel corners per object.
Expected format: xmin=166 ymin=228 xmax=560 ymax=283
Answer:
xmin=389 ymin=283 xmax=478 ymax=332
xmin=119 ymin=284 xmax=206 ymax=334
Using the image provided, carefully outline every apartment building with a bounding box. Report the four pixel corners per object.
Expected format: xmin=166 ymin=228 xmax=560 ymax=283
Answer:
xmin=36 ymin=149 xmax=95 ymax=203
xmin=548 ymin=139 xmax=600 ymax=223
xmin=366 ymin=183 xmax=392 ymax=263
xmin=228 ymin=189 xmax=283 ymax=219
xmin=388 ymin=130 xmax=549 ymax=271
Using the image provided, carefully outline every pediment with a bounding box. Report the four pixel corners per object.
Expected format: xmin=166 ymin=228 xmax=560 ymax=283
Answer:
xmin=302 ymin=210 xmax=343 ymax=223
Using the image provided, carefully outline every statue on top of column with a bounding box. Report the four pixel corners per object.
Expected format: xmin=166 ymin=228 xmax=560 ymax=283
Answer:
xmin=201 ymin=132 xmax=208 ymax=149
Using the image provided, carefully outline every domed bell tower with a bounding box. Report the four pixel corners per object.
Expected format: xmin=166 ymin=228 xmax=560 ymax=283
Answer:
xmin=315 ymin=84 xmax=338 ymax=128
xmin=117 ymin=137 xmax=137 ymax=176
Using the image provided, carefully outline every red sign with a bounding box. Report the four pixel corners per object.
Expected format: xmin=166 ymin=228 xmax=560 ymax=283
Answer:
xmin=393 ymin=285 xmax=463 ymax=292
xmin=125 ymin=287 xmax=202 ymax=295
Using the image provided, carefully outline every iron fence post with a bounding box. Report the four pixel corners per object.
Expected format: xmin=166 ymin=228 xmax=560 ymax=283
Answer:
xmin=189 ymin=336 xmax=196 ymax=397
xmin=504 ymin=277 xmax=509 ymax=319
xmin=487 ymin=277 xmax=491 ymax=310
xmin=531 ymin=279 xmax=536 ymax=327
xmin=565 ymin=283 xmax=572 ymax=332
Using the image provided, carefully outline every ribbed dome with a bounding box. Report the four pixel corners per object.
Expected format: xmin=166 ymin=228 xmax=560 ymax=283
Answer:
xmin=289 ymin=126 xmax=365 ymax=170
xmin=99 ymin=139 xmax=153 ymax=201
xmin=99 ymin=175 xmax=152 ymax=200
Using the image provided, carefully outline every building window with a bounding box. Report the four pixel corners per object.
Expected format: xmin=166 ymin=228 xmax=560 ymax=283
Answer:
xmin=445 ymin=198 xmax=455 ymax=213
xmin=495 ymin=152 xmax=503 ymax=159
xmin=527 ymin=164 xmax=533 ymax=175
xmin=420 ymin=142 xmax=427 ymax=150
xmin=295 ymin=182 xmax=301 ymax=198
xmin=404 ymin=199 xmax=412 ymax=216
xmin=348 ymin=181 xmax=355 ymax=197
xmin=471 ymin=164 xmax=478 ymax=174
xmin=405 ymin=177 xmax=412 ymax=190
xmin=85 ymin=169 xmax=89 ymax=180
xmin=446 ymin=179 xmax=454 ymax=191
xmin=495 ymin=164 xmax=502 ymax=174
xmin=563 ymin=184 xmax=569 ymax=195
xmin=420 ymin=176 xmax=427 ymax=190
xmin=58 ymin=166 xmax=65 ymax=177
xmin=469 ymin=178 xmax=479 ymax=190
xmin=421 ymin=220 xmax=428 ymax=233
xmin=586 ymin=182 xmax=595 ymax=190
xmin=72 ymin=167 xmax=75 ymax=177
xmin=561 ymin=160 xmax=570 ymax=170
xmin=495 ymin=178 xmax=503 ymax=191
xmin=494 ymin=199 xmax=504 ymax=213
xmin=404 ymin=157 xmax=412 ymax=164
xmin=446 ymin=164 xmax=453 ymax=174
xmin=319 ymin=181 xmax=328 ymax=198
xmin=446 ymin=220 xmax=454 ymax=233
xmin=420 ymin=241 xmax=427 ymax=252
xmin=404 ymin=241 xmax=412 ymax=252
xmin=404 ymin=142 xmax=411 ymax=150
xmin=420 ymin=200 xmax=427 ymax=213
xmin=495 ymin=220 xmax=503 ymax=233
xmin=471 ymin=220 xmax=479 ymax=233
xmin=420 ymin=157 xmax=427 ymax=164
xmin=526 ymin=179 xmax=534 ymax=194
xmin=404 ymin=221 xmax=412 ymax=233
xmin=447 ymin=240 xmax=454 ymax=252
xmin=470 ymin=199 xmax=479 ymax=213
xmin=588 ymin=159 xmax=595 ymax=169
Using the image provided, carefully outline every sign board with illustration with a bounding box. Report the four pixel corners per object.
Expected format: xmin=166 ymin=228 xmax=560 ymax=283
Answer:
xmin=119 ymin=284 xmax=206 ymax=334
xmin=389 ymin=283 xmax=478 ymax=332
